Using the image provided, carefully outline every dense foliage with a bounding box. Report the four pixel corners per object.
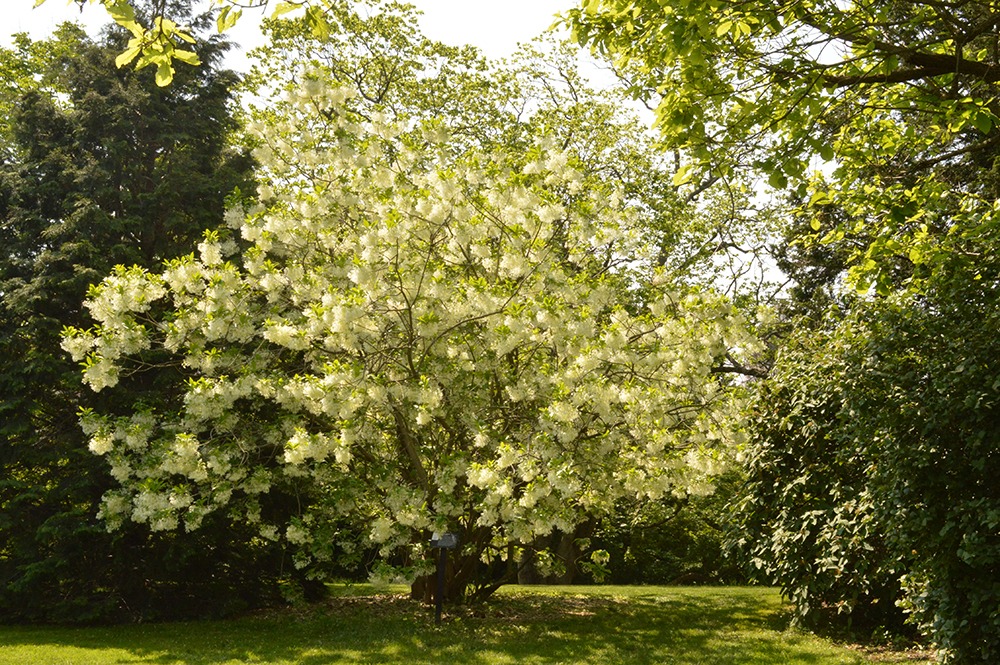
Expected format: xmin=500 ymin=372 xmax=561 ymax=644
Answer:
xmin=35 ymin=0 xmax=415 ymax=86
xmin=733 ymin=321 xmax=911 ymax=632
xmin=569 ymin=1 xmax=1000 ymax=661
xmin=0 ymin=13 xmax=293 ymax=621
xmin=594 ymin=473 xmax=746 ymax=586
xmin=17 ymin=2 xmax=1000 ymax=659
xmin=736 ymin=241 xmax=1000 ymax=659
xmin=567 ymin=0 xmax=1000 ymax=293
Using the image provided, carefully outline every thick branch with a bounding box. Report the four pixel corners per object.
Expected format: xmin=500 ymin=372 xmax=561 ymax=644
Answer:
xmin=821 ymin=51 xmax=1000 ymax=87
xmin=392 ymin=405 xmax=430 ymax=491
xmin=711 ymin=353 xmax=769 ymax=379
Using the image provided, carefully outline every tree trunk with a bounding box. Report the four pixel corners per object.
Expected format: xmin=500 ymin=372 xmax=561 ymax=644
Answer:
xmin=517 ymin=520 xmax=597 ymax=584
xmin=410 ymin=549 xmax=463 ymax=605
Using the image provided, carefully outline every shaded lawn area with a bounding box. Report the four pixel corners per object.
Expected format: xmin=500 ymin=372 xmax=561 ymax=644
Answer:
xmin=0 ymin=585 xmax=931 ymax=664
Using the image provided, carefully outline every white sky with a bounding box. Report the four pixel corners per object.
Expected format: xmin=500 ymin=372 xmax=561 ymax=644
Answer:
xmin=3 ymin=1 xmax=575 ymax=66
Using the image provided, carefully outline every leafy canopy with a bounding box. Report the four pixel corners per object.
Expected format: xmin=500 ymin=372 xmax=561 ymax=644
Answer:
xmin=565 ymin=0 xmax=1000 ymax=294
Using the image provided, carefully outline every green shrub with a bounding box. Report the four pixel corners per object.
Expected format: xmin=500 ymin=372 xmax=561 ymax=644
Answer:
xmin=734 ymin=244 xmax=1000 ymax=661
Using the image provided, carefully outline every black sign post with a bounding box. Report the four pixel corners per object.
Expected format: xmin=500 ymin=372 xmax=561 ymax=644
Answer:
xmin=429 ymin=532 xmax=458 ymax=625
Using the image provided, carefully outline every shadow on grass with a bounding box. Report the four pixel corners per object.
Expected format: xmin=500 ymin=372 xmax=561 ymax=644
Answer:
xmin=0 ymin=586 xmax=874 ymax=664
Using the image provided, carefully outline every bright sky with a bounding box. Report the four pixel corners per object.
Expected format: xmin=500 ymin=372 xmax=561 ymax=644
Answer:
xmin=3 ymin=1 xmax=575 ymax=66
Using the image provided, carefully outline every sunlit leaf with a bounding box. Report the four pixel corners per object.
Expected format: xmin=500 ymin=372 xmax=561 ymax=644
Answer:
xmin=155 ymin=61 xmax=174 ymax=87
xmin=114 ymin=44 xmax=141 ymax=68
xmin=272 ymin=1 xmax=302 ymax=17
xmin=173 ymin=50 xmax=201 ymax=67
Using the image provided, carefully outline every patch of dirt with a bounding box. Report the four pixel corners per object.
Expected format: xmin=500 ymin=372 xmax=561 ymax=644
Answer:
xmin=844 ymin=642 xmax=936 ymax=663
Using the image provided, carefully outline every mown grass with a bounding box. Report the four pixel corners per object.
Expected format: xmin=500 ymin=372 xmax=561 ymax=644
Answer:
xmin=0 ymin=585 xmax=932 ymax=664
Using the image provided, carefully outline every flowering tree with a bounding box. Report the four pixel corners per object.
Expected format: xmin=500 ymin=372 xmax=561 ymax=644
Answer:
xmin=62 ymin=36 xmax=755 ymax=604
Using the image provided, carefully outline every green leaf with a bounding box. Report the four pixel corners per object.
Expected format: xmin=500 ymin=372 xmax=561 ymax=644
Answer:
xmin=820 ymin=228 xmax=845 ymax=243
xmin=716 ymin=20 xmax=732 ymax=37
xmin=114 ymin=43 xmax=142 ymax=68
xmin=173 ymin=28 xmax=197 ymax=44
xmin=305 ymin=6 xmax=331 ymax=39
xmin=134 ymin=51 xmax=155 ymax=71
xmin=155 ymin=61 xmax=174 ymax=87
xmin=768 ymin=170 xmax=787 ymax=189
xmin=809 ymin=190 xmax=832 ymax=206
xmin=671 ymin=164 xmax=693 ymax=186
xmin=972 ymin=111 xmax=993 ymax=135
xmin=105 ymin=0 xmax=136 ymax=24
xmin=272 ymin=2 xmax=302 ymax=18
xmin=105 ymin=0 xmax=144 ymax=38
xmin=217 ymin=6 xmax=242 ymax=33
xmin=172 ymin=50 xmax=201 ymax=67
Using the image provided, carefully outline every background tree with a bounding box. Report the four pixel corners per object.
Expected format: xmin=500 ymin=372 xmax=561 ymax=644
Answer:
xmin=0 ymin=8 xmax=294 ymax=622
xmin=592 ymin=472 xmax=746 ymax=586
xmin=732 ymin=243 xmax=1000 ymax=660
xmin=731 ymin=318 xmax=912 ymax=633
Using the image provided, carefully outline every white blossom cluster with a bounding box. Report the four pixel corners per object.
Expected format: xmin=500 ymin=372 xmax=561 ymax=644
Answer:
xmin=63 ymin=73 xmax=758 ymax=580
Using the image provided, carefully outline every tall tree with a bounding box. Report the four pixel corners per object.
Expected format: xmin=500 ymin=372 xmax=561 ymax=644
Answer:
xmin=0 ymin=10 xmax=284 ymax=622
xmin=63 ymin=2 xmax=759 ymax=604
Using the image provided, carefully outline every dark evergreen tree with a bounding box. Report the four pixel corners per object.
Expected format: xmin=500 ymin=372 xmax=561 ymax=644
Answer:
xmin=0 ymin=10 xmax=291 ymax=623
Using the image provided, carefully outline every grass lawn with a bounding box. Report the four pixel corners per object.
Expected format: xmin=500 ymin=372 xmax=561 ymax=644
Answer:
xmin=0 ymin=585 xmax=932 ymax=664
